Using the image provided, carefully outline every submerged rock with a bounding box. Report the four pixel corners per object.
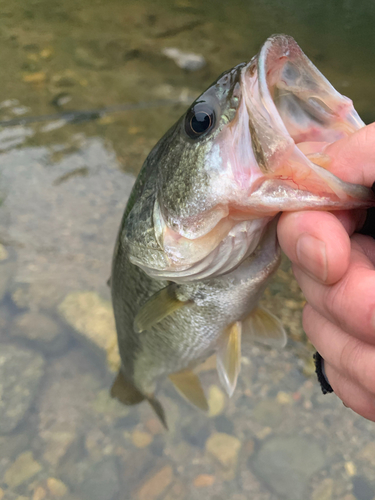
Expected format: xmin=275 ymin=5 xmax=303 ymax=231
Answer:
xmin=352 ymin=476 xmax=375 ymax=500
xmin=207 ymin=385 xmax=225 ymax=417
xmin=136 ymin=465 xmax=174 ymax=500
xmin=251 ymin=436 xmax=325 ymax=499
xmin=76 ymin=458 xmax=120 ymax=500
xmin=0 ymin=344 xmax=45 ymax=434
xmin=206 ymin=432 xmax=242 ymax=469
xmin=4 ymin=451 xmax=42 ymax=488
xmin=161 ymin=48 xmax=206 ymax=71
xmin=58 ymin=291 xmax=120 ymax=372
xmin=11 ymin=312 xmax=69 ymax=355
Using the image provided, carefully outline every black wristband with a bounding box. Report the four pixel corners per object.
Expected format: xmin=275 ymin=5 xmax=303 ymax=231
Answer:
xmin=313 ymin=352 xmax=333 ymax=394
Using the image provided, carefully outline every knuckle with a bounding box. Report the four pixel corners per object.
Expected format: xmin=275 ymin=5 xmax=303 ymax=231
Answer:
xmin=340 ymin=338 xmax=375 ymax=394
xmin=325 ymin=273 xmax=351 ymax=330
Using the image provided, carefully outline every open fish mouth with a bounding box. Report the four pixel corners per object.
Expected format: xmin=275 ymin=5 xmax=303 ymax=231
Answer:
xmin=128 ymin=34 xmax=375 ymax=283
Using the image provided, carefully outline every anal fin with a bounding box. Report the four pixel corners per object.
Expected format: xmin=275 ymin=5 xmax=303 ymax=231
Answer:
xmin=216 ymin=321 xmax=242 ymax=398
xmin=169 ymin=370 xmax=209 ymax=412
xmin=242 ymin=306 xmax=287 ymax=348
xmin=134 ymin=285 xmax=187 ymax=333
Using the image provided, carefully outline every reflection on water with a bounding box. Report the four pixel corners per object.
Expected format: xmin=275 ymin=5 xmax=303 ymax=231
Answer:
xmin=1 ymin=1 xmax=375 ymax=499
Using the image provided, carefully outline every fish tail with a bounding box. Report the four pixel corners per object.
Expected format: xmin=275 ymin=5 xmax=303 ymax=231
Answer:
xmin=110 ymin=370 xmax=168 ymax=430
xmin=146 ymin=396 xmax=168 ymax=430
xmin=110 ymin=370 xmax=145 ymax=405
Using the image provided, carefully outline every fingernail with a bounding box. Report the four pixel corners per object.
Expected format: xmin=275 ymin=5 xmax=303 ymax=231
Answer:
xmin=296 ymin=233 xmax=328 ymax=282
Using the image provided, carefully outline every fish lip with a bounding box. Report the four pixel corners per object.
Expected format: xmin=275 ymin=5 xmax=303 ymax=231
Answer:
xmin=240 ymin=34 xmax=375 ymax=207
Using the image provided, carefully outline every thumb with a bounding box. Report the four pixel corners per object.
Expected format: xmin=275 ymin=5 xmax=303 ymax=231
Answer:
xmin=323 ymin=122 xmax=375 ymax=188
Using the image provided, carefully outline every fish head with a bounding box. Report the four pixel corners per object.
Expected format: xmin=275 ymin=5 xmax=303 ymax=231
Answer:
xmin=124 ymin=34 xmax=374 ymax=282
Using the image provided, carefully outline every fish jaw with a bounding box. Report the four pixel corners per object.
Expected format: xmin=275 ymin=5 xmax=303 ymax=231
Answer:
xmin=232 ymin=34 xmax=375 ymax=213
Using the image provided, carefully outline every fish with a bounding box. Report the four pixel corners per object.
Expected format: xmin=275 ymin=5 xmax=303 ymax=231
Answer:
xmin=110 ymin=34 xmax=375 ymax=428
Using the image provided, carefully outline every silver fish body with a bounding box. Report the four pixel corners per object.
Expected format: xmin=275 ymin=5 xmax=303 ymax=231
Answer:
xmin=112 ymin=218 xmax=279 ymax=393
xmin=111 ymin=35 xmax=375 ymax=425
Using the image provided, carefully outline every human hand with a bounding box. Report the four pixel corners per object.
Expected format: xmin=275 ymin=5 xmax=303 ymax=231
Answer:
xmin=277 ymin=123 xmax=375 ymax=420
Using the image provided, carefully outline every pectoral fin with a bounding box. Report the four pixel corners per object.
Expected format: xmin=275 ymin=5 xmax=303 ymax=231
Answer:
xmin=169 ymin=370 xmax=209 ymax=412
xmin=216 ymin=321 xmax=242 ymax=397
xmin=242 ymin=306 xmax=287 ymax=348
xmin=134 ymin=285 xmax=187 ymax=333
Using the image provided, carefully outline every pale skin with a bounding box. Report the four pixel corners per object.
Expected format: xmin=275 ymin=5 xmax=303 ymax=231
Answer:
xmin=277 ymin=122 xmax=375 ymax=421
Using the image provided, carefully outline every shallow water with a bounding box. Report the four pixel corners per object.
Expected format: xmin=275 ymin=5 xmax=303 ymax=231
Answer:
xmin=1 ymin=1 xmax=375 ymax=499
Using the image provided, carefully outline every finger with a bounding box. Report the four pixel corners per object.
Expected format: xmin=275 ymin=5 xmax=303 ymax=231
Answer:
xmin=278 ymin=211 xmax=350 ymax=284
xmin=303 ymin=305 xmax=375 ymax=396
xmin=352 ymin=233 xmax=375 ymax=266
xmin=324 ymin=122 xmax=375 ymax=187
xmin=323 ymin=363 xmax=375 ymax=422
xmin=293 ymin=239 xmax=375 ymax=344
xmin=331 ymin=209 xmax=367 ymax=235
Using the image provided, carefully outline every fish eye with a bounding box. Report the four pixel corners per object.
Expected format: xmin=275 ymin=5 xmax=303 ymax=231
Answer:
xmin=184 ymin=102 xmax=216 ymax=139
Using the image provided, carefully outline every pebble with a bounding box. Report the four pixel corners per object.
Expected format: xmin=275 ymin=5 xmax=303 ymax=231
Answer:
xmin=161 ymin=47 xmax=206 ymax=71
xmin=22 ymin=72 xmax=46 ymax=84
xmin=137 ymin=465 xmax=174 ymax=500
xmin=0 ymin=245 xmax=8 ymax=261
xmin=357 ymin=443 xmax=375 ymax=466
xmin=208 ymin=385 xmax=225 ymax=417
xmin=10 ymin=282 xmax=64 ymax=312
xmin=11 ymin=312 xmax=69 ymax=355
xmin=145 ymin=418 xmax=164 ymax=435
xmin=43 ymin=430 xmax=76 ymax=467
xmin=255 ymin=427 xmax=272 ymax=440
xmin=4 ymin=451 xmax=42 ymax=488
xmin=163 ymin=479 xmax=187 ymax=500
xmin=345 ymin=461 xmax=357 ymax=477
xmin=182 ymin=421 xmax=210 ymax=448
xmin=214 ymin=415 xmax=234 ymax=435
xmin=32 ymin=486 xmax=46 ymax=500
xmin=276 ymin=391 xmax=293 ymax=405
xmin=311 ymin=478 xmax=334 ymax=500
xmin=132 ymin=430 xmax=153 ymax=448
xmin=193 ymin=474 xmax=215 ymax=488
xmin=58 ymin=291 xmax=120 ymax=371
xmin=206 ymin=432 xmax=242 ymax=469
xmin=0 ymin=344 xmax=45 ymax=434
xmin=252 ymin=436 xmax=325 ymax=499
xmin=46 ymin=478 xmax=68 ymax=497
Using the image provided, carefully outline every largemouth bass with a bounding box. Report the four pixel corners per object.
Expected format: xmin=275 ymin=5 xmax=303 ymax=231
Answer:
xmin=111 ymin=34 xmax=374 ymax=428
